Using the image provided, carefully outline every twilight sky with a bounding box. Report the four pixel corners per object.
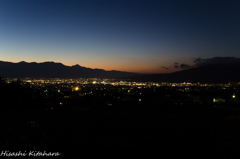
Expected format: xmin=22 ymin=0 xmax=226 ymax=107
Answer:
xmin=1 ymin=0 xmax=240 ymax=73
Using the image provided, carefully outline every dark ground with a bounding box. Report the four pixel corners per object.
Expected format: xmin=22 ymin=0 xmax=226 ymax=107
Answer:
xmin=1 ymin=105 xmax=240 ymax=159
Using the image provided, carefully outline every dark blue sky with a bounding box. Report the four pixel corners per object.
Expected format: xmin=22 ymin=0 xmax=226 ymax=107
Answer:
xmin=1 ymin=0 xmax=240 ymax=73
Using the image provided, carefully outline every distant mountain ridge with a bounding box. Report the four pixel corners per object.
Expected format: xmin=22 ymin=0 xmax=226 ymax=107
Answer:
xmin=130 ymin=63 xmax=240 ymax=83
xmin=1 ymin=60 xmax=240 ymax=83
xmin=0 ymin=61 xmax=140 ymax=78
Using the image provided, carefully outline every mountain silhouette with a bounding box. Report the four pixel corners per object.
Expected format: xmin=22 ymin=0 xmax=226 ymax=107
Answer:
xmin=0 ymin=61 xmax=139 ymax=78
xmin=1 ymin=60 xmax=240 ymax=83
xmin=130 ymin=64 xmax=240 ymax=83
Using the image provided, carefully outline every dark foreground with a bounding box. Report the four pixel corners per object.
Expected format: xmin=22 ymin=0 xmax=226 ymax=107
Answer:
xmin=1 ymin=106 xmax=240 ymax=159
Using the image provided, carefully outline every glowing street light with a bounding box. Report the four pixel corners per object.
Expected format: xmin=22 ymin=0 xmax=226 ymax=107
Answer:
xmin=75 ymin=87 xmax=79 ymax=91
xmin=232 ymin=94 xmax=236 ymax=98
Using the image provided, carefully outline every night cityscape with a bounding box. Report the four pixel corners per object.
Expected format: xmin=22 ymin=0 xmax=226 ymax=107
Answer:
xmin=1 ymin=0 xmax=240 ymax=158
xmin=1 ymin=77 xmax=240 ymax=158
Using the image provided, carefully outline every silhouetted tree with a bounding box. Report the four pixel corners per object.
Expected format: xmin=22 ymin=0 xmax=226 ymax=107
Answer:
xmin=0 ymin=76 xmax=6 ymax=85
xmin=228 ymin=68 xmax=240 ymax=84
xmin=0 ymin=76 xmax=7 ymax=109
xmin=236 ymin=69 xmax=240 ymax=82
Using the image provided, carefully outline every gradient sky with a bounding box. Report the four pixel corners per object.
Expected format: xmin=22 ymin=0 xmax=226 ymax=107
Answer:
xmin=1 ymin=0 xmax=240 ymax=73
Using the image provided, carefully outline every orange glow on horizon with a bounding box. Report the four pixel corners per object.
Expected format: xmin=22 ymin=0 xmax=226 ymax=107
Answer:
xmin=64 ymin=63 xmax=174 ymax=74
xmin=61 ymin=62 xmax=176 ymax=74
xmin=1 ymin=59 xmax=176 ymax=74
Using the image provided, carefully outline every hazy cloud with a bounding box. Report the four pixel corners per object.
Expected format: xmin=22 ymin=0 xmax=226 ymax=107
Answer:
xmin=180 ymin=64 xmax=191 ymax=69
xmin=161 ymin=66 xmax=169 ymax=69
xmin=170 ymin=57 xmax=240 ymax=71
xmin=174 ymin=62 xmax=179 ymax=68
xmin=194 ymin=57 xmax=240 ymax=67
